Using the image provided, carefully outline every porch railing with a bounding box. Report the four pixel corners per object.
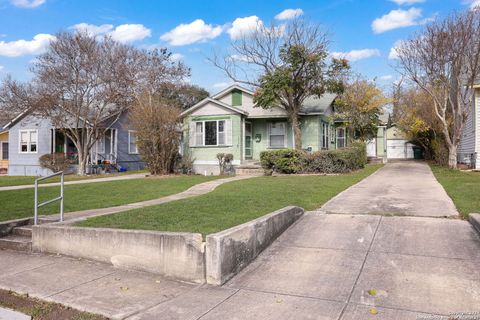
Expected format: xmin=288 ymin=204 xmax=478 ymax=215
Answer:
xmin=34 ymin=171 xmax=64 ymax=225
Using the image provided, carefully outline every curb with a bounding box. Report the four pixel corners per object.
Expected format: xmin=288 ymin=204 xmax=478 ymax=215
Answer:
xmin=468 ymin=213 xmax=480 ymax=235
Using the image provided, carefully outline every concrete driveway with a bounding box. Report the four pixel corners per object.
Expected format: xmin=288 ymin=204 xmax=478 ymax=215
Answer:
xmin=321 ymin=161 xmax=458 ymax=217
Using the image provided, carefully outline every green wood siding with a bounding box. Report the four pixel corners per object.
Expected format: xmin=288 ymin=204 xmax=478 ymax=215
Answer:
xmin=232 ymin=89 xmax=242 ymax=107
xmin=184 ymin=114 xmax=242 ymax=163
xmin=301 ymin=116 xmax=320 ymax=151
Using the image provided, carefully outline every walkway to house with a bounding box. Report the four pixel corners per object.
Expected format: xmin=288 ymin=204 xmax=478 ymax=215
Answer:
xmin=46 ymin=175 xmax=254 ymax=223
xmin=0 ymin=173 xmax=148 ymax=191
xmin=0 ymin=162 xmax=479 ymax=319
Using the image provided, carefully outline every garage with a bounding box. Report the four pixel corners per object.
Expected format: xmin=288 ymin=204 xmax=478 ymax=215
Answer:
xmin=387 ymin=139 xmax=415 ymax=159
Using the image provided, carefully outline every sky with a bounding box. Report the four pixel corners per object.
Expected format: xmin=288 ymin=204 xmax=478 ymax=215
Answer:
xmin=0 ymin=0 xmax=478 ymax=94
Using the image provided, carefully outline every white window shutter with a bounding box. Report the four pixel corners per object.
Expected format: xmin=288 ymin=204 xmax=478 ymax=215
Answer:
xmin=189 ymin=122 xmax=196 ymax=147
xmin=225 ymin=119 xmax=233 ymax=146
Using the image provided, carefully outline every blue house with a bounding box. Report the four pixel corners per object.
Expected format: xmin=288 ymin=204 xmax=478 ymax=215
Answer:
xmin=1 ymin=110 xmax=144 ymax=176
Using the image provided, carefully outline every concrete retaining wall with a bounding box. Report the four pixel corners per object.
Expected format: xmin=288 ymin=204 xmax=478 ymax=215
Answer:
xmin=32 ymin=225 xmax=205 ymax=283
xmin=469 ymin=213 xmax=480 ymax=234
xmin=205 ymin=206 xmax=304 ymax=285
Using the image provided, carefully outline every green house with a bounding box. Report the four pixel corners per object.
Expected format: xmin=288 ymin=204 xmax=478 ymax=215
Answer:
xmin=180 ymin=85 xmax=350 ymax=175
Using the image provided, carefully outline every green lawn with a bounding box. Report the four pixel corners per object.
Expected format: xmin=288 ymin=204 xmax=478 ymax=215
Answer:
xmin=0 ymin=175 xmax=219 ymax=222
xmin=0 ymin=170 xmax=148 ymax=188
xmin=76 ymin=164 xmax=383 ymax=236
xmin=431 ymin=165 xmax=480 ymax=219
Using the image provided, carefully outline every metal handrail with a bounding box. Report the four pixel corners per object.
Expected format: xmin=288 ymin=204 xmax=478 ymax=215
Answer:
xmin=34 ymin=171 xmax=64 ymax=225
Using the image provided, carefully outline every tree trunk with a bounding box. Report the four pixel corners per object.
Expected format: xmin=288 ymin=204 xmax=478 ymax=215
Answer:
xmin=77 ymin=148 xmax=88 ymax=175
xmin=290 ymin=115 xmax=302 ymax=150
xmin=447 ymin=143 xmax=457 ymax=169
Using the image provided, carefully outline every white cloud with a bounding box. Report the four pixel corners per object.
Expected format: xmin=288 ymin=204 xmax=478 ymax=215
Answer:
xmin=71 ymin=23 xmax=151 ymax=43
xmin=72 ymin=23 xmax=114 ymax=36
xmin=0 ymin=65 xmax=4 ymax=72
xmin=160 ymin=19 xmax=223 ymax=46
xmin=110 ymin=24 xmax=151 ymax=43
xmin=10 ymin=0 xmax=45 ymax=8
xmin=227 ymin=16 xmax=263 ymax=40
xmin=388 ymin=40 xmax=404 ymax=59
xmin=0 ymin=34 xmax=55 ymax=57
xmin=466 ymin=0 xmax=480 ymax=9
xmin=379 ymin=75 xmax=393 ymax=81
xmin=170 ymin=53 xmax=184 ymax=61
xmin=331 ymin=48 xmax=380 ymax=62
xmin=275 ymin=8 xmax=304 ymax=20
xmin=390 ymin=0 xmax=425 ymax=5
xmin=372 ymin=8 xmax=423 ymax=33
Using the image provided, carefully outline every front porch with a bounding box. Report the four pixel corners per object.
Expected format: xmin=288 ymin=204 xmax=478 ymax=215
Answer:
xmin=50 ymin=129 xmax=121 ymax=173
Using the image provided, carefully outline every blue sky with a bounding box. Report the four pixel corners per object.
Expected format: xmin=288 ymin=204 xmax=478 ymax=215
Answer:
xmin=0 ymin=0 xmax=477 ymax=93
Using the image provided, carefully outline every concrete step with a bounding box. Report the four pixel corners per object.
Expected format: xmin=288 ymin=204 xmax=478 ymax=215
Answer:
xmin=38 ymin=217 xmax=59 ymax=225
xmin=0 ymin=234 xmax=32 ymax=252
xmin=236 ymin=168 xmax=265 ymax=176
xmin=367 ymin=157 xmax=384 ymax=164
xmin=12 ymin=226 xmax=32 ymax=237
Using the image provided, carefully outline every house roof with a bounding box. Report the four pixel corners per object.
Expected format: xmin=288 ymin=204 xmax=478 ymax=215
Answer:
xmin=211 ymin=84 xmax=255 ymax=100
xmin=1 ymin=108 xmax=31 ymax=131
xmin=179 ymin=97 xmax=249 ymax=117
xmin=299 ymin=93 xmax=337 ymax=115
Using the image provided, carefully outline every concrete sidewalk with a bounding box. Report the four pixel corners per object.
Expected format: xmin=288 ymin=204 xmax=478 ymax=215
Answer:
xmin=0 ymin=173 xmax=148 ymax=191
xmin=1 ymin=213 xmax=479 ymax=319
xmin=320 ymin=161 xmax=459 ymax=217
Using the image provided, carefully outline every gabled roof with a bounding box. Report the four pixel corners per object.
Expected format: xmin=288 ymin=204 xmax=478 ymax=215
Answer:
xmin=299 ymin=93 xmax=337 ymax=115
xmin=1 ymin=108 xmax=32 ymax=131
xmin=211 ymin=84 xmax=255 ymax=100
xmin=180 ymin=97 xmax=249 ymax=117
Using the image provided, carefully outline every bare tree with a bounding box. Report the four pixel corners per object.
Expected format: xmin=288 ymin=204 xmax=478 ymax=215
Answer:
xmin=31 ymin=32 xmax=143 ymax=174
xmin=211 ymin=19 xmax=348 ymax=149
xmin=129 ymin=93 xmax=181 ymax=175
xmin=31 ymin=32 xmax=189 ymax=175
xmin=396 ymin=9 xmax=480 ymax=168
xmin=0 ymin=76 xmax=35 ymax=126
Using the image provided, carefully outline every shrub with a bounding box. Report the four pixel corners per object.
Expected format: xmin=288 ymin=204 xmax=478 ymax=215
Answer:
xmin=39 ymin=153 xmax=74 ymax=172
xmin=217 ymin=153 xmax=234 ymax=175
xmin=260 ymin=142 xmax=367 ymax=174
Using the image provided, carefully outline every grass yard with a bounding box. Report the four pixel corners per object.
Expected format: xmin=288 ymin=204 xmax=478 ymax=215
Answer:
xmin=0 ymin=170 xmax=147 ymax=188
xmin=76 ymin=164 xmax=383 ymax=236
xmin=431 ymin=165 xmax=480 ymax=219
xmin=0 ymin=175 xmax=219 ymax=222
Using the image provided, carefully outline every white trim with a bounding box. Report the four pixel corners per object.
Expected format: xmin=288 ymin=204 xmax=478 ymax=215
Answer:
xmin=211 ymin=84 xmax=255 ymax=100
xmin=128 ymin=130 xmax=139 ymax=154
xmin=267 ymin=122 xmax=287 ymax=148
xmin=18 ymin=129 xmax=38 ymax=154
xmin=0 ymin=140 xmax=7 ymax=160
xmin=180 ymin=98 xmax=248 ymax=117
xmin=194 ymin=119 xmax=229 ymax=147
xmin=194 ymin=160 xmax=241 ymax=165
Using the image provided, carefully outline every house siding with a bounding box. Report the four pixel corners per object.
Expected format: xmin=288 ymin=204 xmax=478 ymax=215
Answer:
xmin=110 ymin=112 xmax=144 ymax=171
xmin=185 ymin=114 xmax=242 ymax=175
xmin=250 ymin=118 xmax=293 ymax=160
xmin=8 ymin=114 xmax=53 ymax=176
xmin=457 ymin=89 xmax=478 ymax=167
xmin=301 ymin=116 xmax=320 ymax=151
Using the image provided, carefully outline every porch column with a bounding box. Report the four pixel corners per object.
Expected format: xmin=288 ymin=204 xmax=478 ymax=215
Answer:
xmin=110 ymin=129 xmax=114 ymax=160
xmin=52 ymin=129 xmax=56 ymax=154
xmin=291 ymin=123 xmax=295 ymax=149
xmin=241 ymin=118 xmax=245 ymax=161
xmin=114 ymin=129 xmax=118 ymax=158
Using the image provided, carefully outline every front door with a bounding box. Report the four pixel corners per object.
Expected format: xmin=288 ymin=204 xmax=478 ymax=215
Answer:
xmin=245 ymin=122 xmax=252 ymax=159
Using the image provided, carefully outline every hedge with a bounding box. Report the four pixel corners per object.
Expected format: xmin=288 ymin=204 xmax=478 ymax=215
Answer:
xmin=260 ymin=142 xmax=367 ymax=175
